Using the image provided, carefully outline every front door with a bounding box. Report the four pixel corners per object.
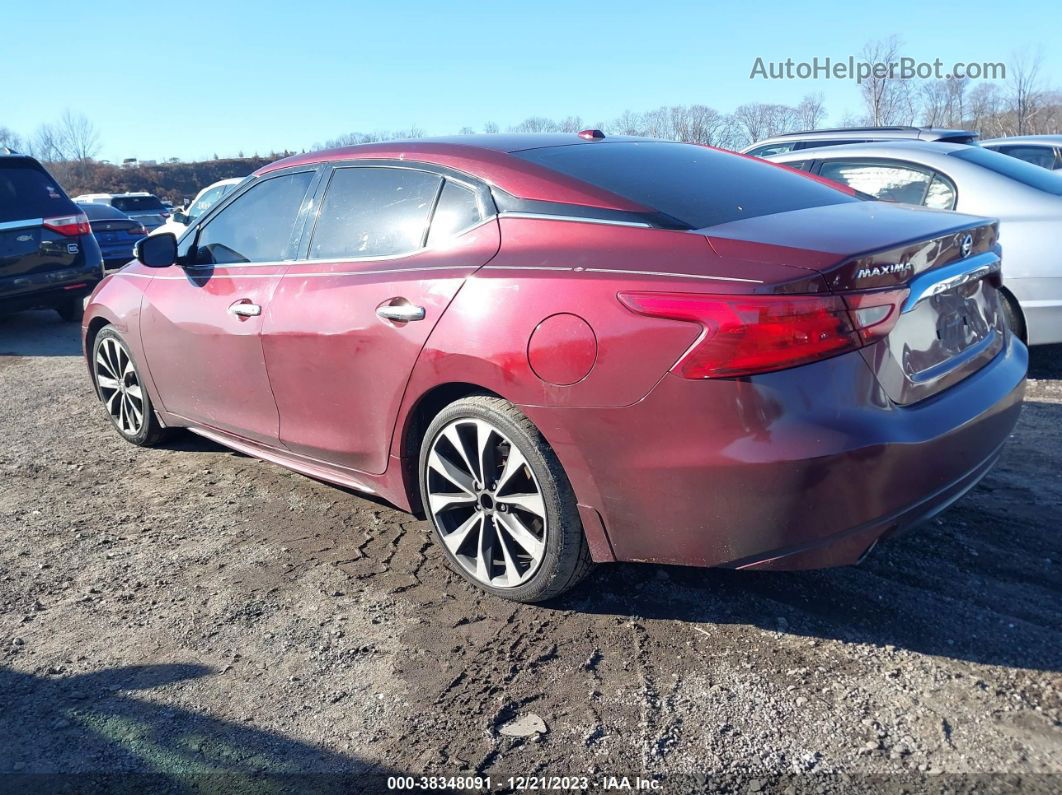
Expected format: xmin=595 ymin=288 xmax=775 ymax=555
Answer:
xmin=263 ymin=165 xmax=500 ymax=474
xmin=141 ymin=169 xmax=316 ymax=445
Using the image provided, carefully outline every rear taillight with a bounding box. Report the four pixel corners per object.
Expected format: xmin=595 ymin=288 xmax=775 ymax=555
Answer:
xmin=128 ymin=225 xmax=148 ymax=238
xmin=619 ymin=289 xmax=909 ymax=378
xmin=42 ymin=213 xmax=91 ymax=236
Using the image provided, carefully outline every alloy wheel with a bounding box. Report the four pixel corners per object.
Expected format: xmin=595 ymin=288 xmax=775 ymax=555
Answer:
xmin=95 ymin=337 xmax=145 ymax=437
xmin=425 ymin=418 xmax=548 ymax=588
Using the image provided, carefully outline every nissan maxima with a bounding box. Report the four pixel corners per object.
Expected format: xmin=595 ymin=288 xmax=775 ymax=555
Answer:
xmin=82 ymin=134 xmax=1026 ymax=602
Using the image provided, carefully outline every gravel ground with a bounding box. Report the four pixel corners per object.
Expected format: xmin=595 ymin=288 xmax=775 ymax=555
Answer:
xmin=0 ymin=310 xmax=1059 ymax=794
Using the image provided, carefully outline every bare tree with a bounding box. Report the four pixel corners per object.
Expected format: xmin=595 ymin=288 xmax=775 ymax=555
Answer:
xmin=609 ymin=109 xmax=644 ymax=136
xmin=0 ymin=126 xmax=23 ymax=152
xmin=483 ymin=121 xmax=499 ymax=134
xmin=59 ymin=110 xmax=100 ymax=161
xmin=557 ymin=115 xmax=584 ymax=133
xmin=795 ymin=94 xmax=826 ymax=130
xmin=508 ymin=117 xmax=559 ymax=133
xmin=1009 ymin=49 xmax=1044 ymax=135
xmin=860 ymin=36 xmax=910 ymax=125
xmin=458 ymin=127 xmax=476 ymax=135
xmin=967 ymin=82 xmax=1005 ymax=135
xmin=732 ymin=103 xmax=798 ymax=146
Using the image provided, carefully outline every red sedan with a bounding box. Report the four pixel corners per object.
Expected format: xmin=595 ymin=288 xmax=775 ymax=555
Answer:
xmin=83 ymin=133 xmax=1026 ymax=602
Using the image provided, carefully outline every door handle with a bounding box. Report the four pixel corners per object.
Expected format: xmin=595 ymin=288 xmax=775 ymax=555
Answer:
xmin=376 ymin=302 xmax=426 ymax=322
xmin=228 ymin=301 xmax=261 ymax=318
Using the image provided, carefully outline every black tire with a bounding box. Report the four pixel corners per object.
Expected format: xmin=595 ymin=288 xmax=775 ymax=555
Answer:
xmin=55 ymin=297 xmax=84 ymax=323
xmin=91 ymin=326 xmax=169 ymax=447
xmin=419 ymin=395 xmax=593 ymax=603
xmin=1001 ymin=290 xmax=1027 ymax=344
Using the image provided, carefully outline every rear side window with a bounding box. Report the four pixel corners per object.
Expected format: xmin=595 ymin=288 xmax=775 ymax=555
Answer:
xmin=818 ymin=160 xmax=956 ymax=209
xmin=112 ymin=195 xmax=164 ymax=212
xmin=0 ymin=160 xmax=75 ymax=222
xmin=997 ymin=145 xmax=1060 ymax=170
xmin=746 ymin=142 xmax=798 ymax=157
xmin=309 ymin=167 xmax=442 ymax=259
xmin=194 ymin=171 xmax=313 ymax=264
xmin=513 ymin=142 xmax=855 ymax=229
xmin=950 ymin=146 xmax=1062 ymax=195
xmin=427 ymin=181 xmax=483 ymax=246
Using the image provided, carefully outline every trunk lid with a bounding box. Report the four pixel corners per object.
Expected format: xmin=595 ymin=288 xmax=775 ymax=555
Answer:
xmin=704 ymin=201 xmax=1006 ymax=404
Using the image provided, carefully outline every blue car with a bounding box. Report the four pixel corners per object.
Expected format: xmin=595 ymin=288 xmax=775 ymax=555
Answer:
xmin=78 ymin=202 xmax=147 ymax=270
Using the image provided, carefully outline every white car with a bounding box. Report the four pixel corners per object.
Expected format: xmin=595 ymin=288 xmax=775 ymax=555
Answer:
xmin=767 ymin=141 xmax=1062 ymax=345
xmin=150 ymin=177 xmax=244 ymax=237
xmin=73 ymin=191 xmax=170 ymax=231
xmin=981 ymin=135 xmax=1062 ymax=171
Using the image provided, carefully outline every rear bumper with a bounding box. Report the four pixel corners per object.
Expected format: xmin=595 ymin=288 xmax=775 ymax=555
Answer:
xmin=525 ymin=333 xmax=1027 ymax=569
xmin=0 ymin=265 xmax=102 ymax=314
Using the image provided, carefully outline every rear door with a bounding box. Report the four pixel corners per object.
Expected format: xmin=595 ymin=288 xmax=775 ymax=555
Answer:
xmin=141 ymin=168 xmax=317 ymax=444
xmin=263 ymin=163 xmax=500 ymax=474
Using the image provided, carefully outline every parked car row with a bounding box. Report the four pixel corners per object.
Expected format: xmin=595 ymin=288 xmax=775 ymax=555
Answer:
xmin=0 ymin=157 xmax=250 ymax=322
xmin=82 ymin=131 xmax=1028 ymax=604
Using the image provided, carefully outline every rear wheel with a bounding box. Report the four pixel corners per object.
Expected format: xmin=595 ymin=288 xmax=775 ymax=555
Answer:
xmin=419 ymin=395 xmax=592 ymax=603
xmin=1001 ymin=290 xmax=1027 ymax=344
xmin=92 ymin=327 xmax=168 ymax=446
xmin=55 ymin=297 xmax=84 ymax=323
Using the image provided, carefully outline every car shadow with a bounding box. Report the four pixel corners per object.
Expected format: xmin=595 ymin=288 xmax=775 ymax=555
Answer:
xmin=0 ymin=663 xmax=401 ymax=792
xmin=1028 ymin=342 xmax=1062 ymax=379
xmin=550 ymin=394 xmax=1062 ymax=674
xmin=0 ymin=311 xmax=83 ymax=357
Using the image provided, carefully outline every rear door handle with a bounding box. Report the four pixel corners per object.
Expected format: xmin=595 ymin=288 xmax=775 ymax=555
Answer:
xmin=228 ymin=301 xmax=262 ymax=318
xmin=376 ymin=302 xmax=426 ymax=322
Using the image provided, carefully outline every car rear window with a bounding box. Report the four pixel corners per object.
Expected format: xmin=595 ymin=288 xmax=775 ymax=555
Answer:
xmin=78 ymin=202 xmax=130 ymax=220
xmin=0 ymin=160 xmax=76 ymax=222
xmin=513 ymin=141 xmax=856 ymax=228
xmin=112 ymin=195 xmax=165 ymax=212
xmin=950 ymin=146 xmax=1062 ymax=195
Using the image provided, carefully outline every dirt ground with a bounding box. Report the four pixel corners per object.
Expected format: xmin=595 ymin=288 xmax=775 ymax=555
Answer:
xmin=0 ymin=309 xmax=1059 ymax=794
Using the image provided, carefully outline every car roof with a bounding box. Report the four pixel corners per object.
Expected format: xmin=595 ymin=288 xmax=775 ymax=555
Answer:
xmin=766 ymin=140 xmax=971 ymax=162
xmin=77 ymin=202 xmax=131 ymax=219
xmin=255 ymin=134 xmax=665 ymax=211
xmin=981 ymin=135 xmax=1062 ymax=146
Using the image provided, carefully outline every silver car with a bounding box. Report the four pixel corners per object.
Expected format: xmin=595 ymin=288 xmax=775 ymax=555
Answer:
xmin=981 ymin=135 xmax=1062 ymax=171
xmin=766 ymin=141 xmax=1062 ymax=345
xmin=742 ymin=126 xmax=979 ymax=158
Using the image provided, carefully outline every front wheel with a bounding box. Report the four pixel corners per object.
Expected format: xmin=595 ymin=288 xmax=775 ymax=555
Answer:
xmin=419 ymin=395 xmax=592 ymax=603
xmin=91 ymin=326 xmax=169 ymax=447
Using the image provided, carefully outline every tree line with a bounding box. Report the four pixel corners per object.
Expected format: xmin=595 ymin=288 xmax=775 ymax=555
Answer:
xmin=2 ymin=36 xmax=1057 ymax=202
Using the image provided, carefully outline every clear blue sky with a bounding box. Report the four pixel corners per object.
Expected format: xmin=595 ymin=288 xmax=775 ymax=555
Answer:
xmin=2 ymin=0 xmax=1057 ymax=162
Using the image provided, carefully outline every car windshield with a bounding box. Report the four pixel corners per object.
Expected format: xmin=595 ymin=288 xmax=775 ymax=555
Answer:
xmin=0 ymin=160 xmax=76 ymax=222
xmin=950 ymin=146 xmax=1062 ymax=195
xmin=513 ymin=141 xmax=856 ymax=228
xmin=112 ymin=195 xmax=165 ymax=212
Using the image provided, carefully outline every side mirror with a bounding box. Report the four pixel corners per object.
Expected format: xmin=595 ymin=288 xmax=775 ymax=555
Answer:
xmin=134 ymin=233 xmax=178 ymax=268
xmin=172 ymin=211 xmax=189 ymax=225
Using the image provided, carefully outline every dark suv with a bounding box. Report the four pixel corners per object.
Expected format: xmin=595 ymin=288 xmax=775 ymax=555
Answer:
xmin=0 ymin=153 xmax=103 ymax=322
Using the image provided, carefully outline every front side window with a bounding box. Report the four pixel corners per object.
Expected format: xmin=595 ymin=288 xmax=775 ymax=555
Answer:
xmin=747 ymin=142 xmax=797 ymax=157
xmin=817 ymin=160 xmax=953 ymax=207
xmin=193 ymin=171 xmax=313 ymax=264
xmin=309 ymin=167 xmax=442 ymax=259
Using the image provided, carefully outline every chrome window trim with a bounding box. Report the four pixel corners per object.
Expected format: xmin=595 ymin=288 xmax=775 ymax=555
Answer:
xmin=499 ymin=211 xmax=651 ymax=229
xmin=0 ymin=217 xmax=44 ymax=231
xmin=901 ymin=251 xmax=1001 ymax=313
